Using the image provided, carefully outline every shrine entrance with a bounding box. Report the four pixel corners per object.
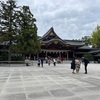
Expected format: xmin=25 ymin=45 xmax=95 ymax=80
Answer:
xmin=38 ymin=50 xmax=69 ymax=60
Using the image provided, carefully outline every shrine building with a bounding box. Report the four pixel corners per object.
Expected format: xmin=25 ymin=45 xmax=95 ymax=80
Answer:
xmin=37 ymin=27 xmax=88 ymax=60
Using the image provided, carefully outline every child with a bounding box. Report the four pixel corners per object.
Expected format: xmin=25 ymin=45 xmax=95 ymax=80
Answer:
xmin=37 ymin=59 xmax=40 ymax=67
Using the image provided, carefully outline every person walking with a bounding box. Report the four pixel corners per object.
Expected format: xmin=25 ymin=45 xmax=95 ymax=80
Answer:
xmin=25 ymin=57 xmax=30 ymax=66
xmin=41 ymin=58 xmax=44 ymax=67
xmin=75 ymin=57 xmax=81 ymax=73
xmin=37 ymin=58 xmax=40 ymax=67
xmin=82 ymin=57 xmax=89 ymax=74
xmin=48 ymin=59 xmax=51 ymax=65
xmin=71 ymin=57 xmax=76 ymax=74
xmin=53 ymin=58 xmax=56 ymax=66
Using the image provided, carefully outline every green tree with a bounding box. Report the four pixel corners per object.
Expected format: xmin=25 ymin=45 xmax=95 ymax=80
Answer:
xmin=81 ymin=36 xmax=91 ymax=46
xmin=15 ymin=6 xmax=41 ymax=59
xmin=0 ymin=0 xmax=20 ymax=61
xmin=83 ymin=53 xmax=94 ymax=61
xmin=0 ymin=0 xmax=41 ymax=61
xmin=90 ymin=25 xmax=100 ymax=47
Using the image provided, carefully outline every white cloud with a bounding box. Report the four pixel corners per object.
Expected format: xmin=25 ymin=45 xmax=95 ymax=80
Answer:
xmin=1 ymin=0 xmax=100 ymax=39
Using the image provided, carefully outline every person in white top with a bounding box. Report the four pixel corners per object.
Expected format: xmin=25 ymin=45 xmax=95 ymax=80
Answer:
xmin=53 ymin=58 xmax=56 ymax=66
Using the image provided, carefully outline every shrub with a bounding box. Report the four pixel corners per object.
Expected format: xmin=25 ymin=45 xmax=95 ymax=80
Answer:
xmin=83 ymin=53 xmax=94 ymax=61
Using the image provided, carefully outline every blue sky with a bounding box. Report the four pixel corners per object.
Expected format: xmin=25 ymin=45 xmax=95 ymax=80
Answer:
xmin=1 ymin=0 xmax=100 ymax=39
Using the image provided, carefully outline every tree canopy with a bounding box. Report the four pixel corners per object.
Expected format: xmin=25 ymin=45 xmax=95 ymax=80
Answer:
xmin=0 ymin=0 xmax=20 ymax=61
xmin=90 ymin=25 xmax=100 ymax=48
xmin=0 ymin=0 xmax=41 ymax=61
xmin=15 ymin=6 xmax=41 ymax=56
xmin=81 ymin=36 xmax=91 ymax=46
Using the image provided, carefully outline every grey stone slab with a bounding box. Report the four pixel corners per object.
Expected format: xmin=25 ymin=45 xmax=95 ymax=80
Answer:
xmin=0 ymin=89 xmax=2 ymax=93
xmin=53 ymin=96 xmax=83 ymax=100
xmin=87 ymin=86 xmax=100 ymax=95
xmin=0 ymin=77 xmax=8 ymax=80
xmin=23 ymin=78 xmax=36 ymax=82
xmin=83 ymin=94 xmax=100 ymax=100
xmin=56 ymin=80 xmax=73 ymax=84
xmin=36 ymin=76 xmax=50 ymax=80
xmin=0 ymin=75 xmax=9 ymax=77
xmin=0 ymin=93 xmax=26 ymax=100
xmin=24 ymin=81 xmax=40 ymax=86
xmin=11 ymin=74 xmax=21 ymax=76
xmin=9 ymin=76 xmax=21 ymax=78
xmin=5 ymin=82 xmax=23 ymax=88
xmin=0 ymin=84 xmax=5 ymax=89
xmin=0 ymin=81 xmax=6 ymax=84
xmin=70 ymin=86 xmax=88 ymax=92
xmin=8 ymin=80 xmax=22 ymax=83
xmin=27 ymin=98 xmax=54 ymax=100
xmin=87 ymin=86 xmax=100 ymax=91
xmin=78 ymin=82 xmax=96 ymax=88
xmin=9 ymin=77 xmax=21 ymax=80
xmin=0 ymin=63 xmax=100 ymax=100
xmin=69 ymin=86 xmax=92 ymax=96
xmin=61 ymin=83 xmax=78 ymax=89
xmin=84 ymin=77 xmax=100 ymax=87
xmin=27 ymin=91 xmax=52 ymax=99
xmin=49 ymin=89 xmax=74 ymax=97
xmin=50 ymin=76 xmax=64 ymax=81
xmin=25 ymin=86 xmax=46 ymax=93
xmin=3 ymin=87 xmax=24 ymax=94
xmin=22 ymin=76 xmax=35 ymax=79
xmin=39 ymin=81 xmax=57 ymax=86
xmin=65 ymin=97 xmax=82 ymax=100
xmin=44 ymin=84 xmax=62 ymax=90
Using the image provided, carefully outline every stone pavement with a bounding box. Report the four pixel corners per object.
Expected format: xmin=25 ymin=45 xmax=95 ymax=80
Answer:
xmin=0 ymin=62 xmax=100 ymax=100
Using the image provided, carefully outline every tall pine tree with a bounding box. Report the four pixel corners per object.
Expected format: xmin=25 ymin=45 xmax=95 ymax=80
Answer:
xmin=15 ymin=6 xmax=41 ymax=59
xmin=0 ymin=0 xmax=20 ymax=61
xmin=0 ymin=0 xmax=41 ymax=61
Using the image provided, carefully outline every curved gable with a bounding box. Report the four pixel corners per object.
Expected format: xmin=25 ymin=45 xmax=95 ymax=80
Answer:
xmin=40 ymin=27 xmax=62 ymax=41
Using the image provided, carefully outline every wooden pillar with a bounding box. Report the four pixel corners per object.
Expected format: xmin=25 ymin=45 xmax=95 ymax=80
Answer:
xmin=59 ymin=52 xmax=61 ymax=58
xmin=67 ymin=52 xmax=69 ymax=60
xmin=46 ymin=51 xmax=47 ymax=57
xmin=73 ymin=50 xmax=75 ymax=57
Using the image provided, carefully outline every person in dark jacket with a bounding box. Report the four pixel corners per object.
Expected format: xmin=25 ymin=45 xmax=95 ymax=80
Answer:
xmin=41 ymin=58 xmax=44 ymax=67
xmin=82 ymin=57 xmax=89 ymax=74
xmin=71 ymin=57 xmax=76 ymax=74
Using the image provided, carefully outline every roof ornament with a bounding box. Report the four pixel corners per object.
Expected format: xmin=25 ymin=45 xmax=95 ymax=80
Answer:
xmin=50 ymin=32 xmax=55 ymax=36
xmin=54 ymin=41 xmax=58 ymax=44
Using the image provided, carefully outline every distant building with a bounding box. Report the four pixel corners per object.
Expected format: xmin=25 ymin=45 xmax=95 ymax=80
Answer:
xmin=37 ymin=27 xmax=91 ymax=60
xmin=0 ymin=27 xmax=100 ymax=61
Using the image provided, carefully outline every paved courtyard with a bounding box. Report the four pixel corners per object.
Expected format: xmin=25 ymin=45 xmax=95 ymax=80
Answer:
xmin=0 ymin=62 xmax=100 ymax=100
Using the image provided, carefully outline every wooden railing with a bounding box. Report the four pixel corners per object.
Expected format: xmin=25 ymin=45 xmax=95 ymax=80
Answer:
xmin=0 ymin=61 xmax=25 ymax=64
xmin=0 ymin=60 xmax=34 ymax=66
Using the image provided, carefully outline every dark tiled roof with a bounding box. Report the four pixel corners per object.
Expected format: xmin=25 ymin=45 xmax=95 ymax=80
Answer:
xmin=40 ymin=27 xmax=62 ymax=40
xmin=64 ymin=40 xmax=85 ymax=46
xmin=94 ymin=53 xmax=100 ymax=57
xmin=75 ymin=52 xmax=88 ymax=54
xmin=41 ymin=38 xmax=69 ymax=45
xmin=40 ymin=27 xmax=85 ymax=47
xmin=89 ymin=49 xmax=100 ymax=53
xmin=78 ymin=45 xmax=92 ymax=49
